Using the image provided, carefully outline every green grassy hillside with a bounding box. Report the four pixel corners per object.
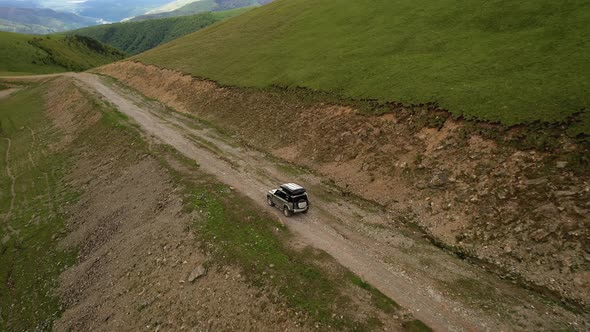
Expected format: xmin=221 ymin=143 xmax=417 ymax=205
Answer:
xmin=73 ymin=8 xmax=250 ymax=55
xmin=137 ymin=0 xmax=590 ymax=137
xmin=0 ymin=32 xmax=126 ymax=75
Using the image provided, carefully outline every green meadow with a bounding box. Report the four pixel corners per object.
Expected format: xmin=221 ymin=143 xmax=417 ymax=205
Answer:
xmin=137 ymin=0 xmax=590 ymax=136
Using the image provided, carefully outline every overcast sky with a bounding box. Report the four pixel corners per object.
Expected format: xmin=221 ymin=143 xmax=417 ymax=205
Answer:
xmin=0 ymin=0 xmax=175 ymax=21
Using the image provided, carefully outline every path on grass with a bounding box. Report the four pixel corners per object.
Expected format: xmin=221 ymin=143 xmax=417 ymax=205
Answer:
xmin=2 ymin=137 xmax=18 ymax=241
xmin=0 ymin=88 xmax=19 ymax=100
xmin=53 ymin=72 xmax=589 ymax=332
xmin=1 ymin=88 xmax=20 ymax=242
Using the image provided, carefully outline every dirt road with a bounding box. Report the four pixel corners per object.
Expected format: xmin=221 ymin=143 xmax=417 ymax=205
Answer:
xmin=0 ymin=73 xmax=67 ymax=81
xmin=0 ymin=88 xmax=19 ymax=100
xmin=62 ymin=72 xmax=587 ymax=331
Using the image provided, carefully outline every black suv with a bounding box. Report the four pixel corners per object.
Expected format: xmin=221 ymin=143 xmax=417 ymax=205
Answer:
xmin=267 ymin=183 xmax=309 ymax=217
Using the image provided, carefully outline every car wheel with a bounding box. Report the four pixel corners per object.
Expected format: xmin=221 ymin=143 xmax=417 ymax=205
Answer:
xmin=302 ymin=208 xmax=308 ymax=214
xmin=283 ymin=206 xmax=291 ymax=217
xmin=267 ymin=196 xmax=274 ymax=206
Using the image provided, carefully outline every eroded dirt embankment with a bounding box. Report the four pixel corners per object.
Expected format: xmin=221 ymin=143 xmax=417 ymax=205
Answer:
xmin=97 ymin=61 xmax=590 ymax=309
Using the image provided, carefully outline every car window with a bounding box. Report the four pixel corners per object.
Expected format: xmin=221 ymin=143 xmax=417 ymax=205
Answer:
xmin=276 ymin=190 xmax=287 ymax=199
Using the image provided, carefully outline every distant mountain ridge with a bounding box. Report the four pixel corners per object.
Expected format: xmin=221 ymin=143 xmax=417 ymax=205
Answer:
xmin=130 ymin=0 xmax=272 ymax=21
xmin=0 ymin=7 xmax=98 ymax=34
xmin=145 ymin=0 xmax=201 ymax=15
xmin=0 ymin=0 xmax=174 ymax=23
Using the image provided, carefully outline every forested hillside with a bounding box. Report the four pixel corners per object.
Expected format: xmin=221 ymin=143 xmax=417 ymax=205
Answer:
xmin=74 ymin=8 xmax=249 ymax=55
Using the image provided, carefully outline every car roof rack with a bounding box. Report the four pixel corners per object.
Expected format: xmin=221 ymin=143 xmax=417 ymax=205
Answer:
xmin=280 ymin=183 xmax=306 ymax=195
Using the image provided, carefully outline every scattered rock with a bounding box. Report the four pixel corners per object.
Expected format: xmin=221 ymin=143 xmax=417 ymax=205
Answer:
xmin=573 ymin=277 xmax=586 ymax=287
xmin=188 ymin=264 xmax=207 ymax=283
xmin=556 ymin=161 xmax=568 ymax=169
xmin=555 ymin=191 xmax=577 ymax=197
xmin=533 ymin=203 xmax=560 ymax=219
xmin=415 ymin=182 xmax=427 ymax=190
xmin=531 ymin=229 xmax=550 ymax=242
xmin=525 ymin=178 xmax=548 ymax=186
xmin=395 ymin=161 xmax=408 ymax=169
xmin=428 ymin=171 xmax=451 ymax=188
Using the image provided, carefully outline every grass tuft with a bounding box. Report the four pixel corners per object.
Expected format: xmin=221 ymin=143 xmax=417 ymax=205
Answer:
xmin=403 ymin=319 xmax=433 ymax=332
xmin=350 ymin=275 xmax=400 ymax=314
